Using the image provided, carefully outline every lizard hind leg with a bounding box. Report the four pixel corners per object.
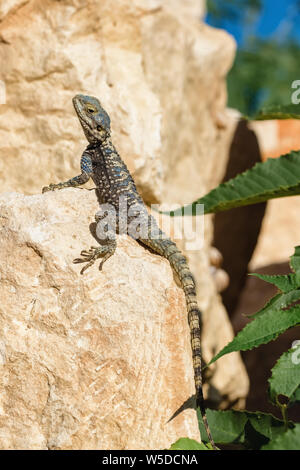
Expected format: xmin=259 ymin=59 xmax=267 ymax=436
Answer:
xmin=74 ymin=206 xmax=117 ymax=274
xmin=73 ymin=240 xmax=117 ymax=274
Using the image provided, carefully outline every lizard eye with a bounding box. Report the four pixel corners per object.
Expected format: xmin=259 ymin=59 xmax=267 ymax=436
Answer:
xmin=87 ymin=107 xmax=95 ymax=114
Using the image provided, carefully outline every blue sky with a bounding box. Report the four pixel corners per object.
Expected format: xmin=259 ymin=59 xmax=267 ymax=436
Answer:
xmin=206 ymin=0 xmax=300 ymax=46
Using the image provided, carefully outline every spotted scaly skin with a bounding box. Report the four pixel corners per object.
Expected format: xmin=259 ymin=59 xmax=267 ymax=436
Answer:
xmin=42 ymin=94 xmax=216 ymax=449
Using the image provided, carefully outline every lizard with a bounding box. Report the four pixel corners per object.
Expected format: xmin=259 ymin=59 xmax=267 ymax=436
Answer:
xmin=42 ymin=94 xmax=217 ymax=449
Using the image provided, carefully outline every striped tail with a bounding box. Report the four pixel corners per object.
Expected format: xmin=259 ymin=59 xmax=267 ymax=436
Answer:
xmin=160 ymin=238 xmax=217 ymax=449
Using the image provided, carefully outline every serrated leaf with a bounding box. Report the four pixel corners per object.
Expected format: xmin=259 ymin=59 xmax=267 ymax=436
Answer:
xmin=208 ymin=307 xmax=300 ymax=365
xmin=170 ymin=438 xmax=210 ymax=450
xmin=198 ymin=409 xmax=288 ymax=449
xmin=249 ymin=291 xmax=300 ymax=319
xmin=198 ymin=409 xmax=247 ymax=444
xmin=247 ymin=293 xmax=282 ymax=318
xmin=161 ymin=151 xmax=300 ymax=216
xmin=250 ymin=273 xmax=299 ymax=293
xmin=269 ymin=348 xmax=300 ymax=404
xmin=248 ymin=248 xmax=300 ymax=319
xmin=243 ymin=420 xmax=269 ymax=449
xmin=252 ymin=104 xmax=300 ymax=121
xmin=247 ymin=411 xmax=290 ymax=441
xmin=262 ymin=424 xmax=300 ymax=450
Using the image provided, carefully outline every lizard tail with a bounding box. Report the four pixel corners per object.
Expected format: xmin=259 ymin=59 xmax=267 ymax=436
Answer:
xmin=161 ymin=240 xmax=217 ymax=450
xmin=138 ymin=232 xmax=217 ymax=449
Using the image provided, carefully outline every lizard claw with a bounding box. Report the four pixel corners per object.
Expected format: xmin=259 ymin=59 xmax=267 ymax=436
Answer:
xmin=73 ymin=246 xmax=105 ymax=273
xmin=73 ymin=243 xmax=116 ymax=274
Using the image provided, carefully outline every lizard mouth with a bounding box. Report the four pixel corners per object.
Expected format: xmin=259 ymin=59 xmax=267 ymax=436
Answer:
xmin=72 ymin=95 xmax=87 ymax=123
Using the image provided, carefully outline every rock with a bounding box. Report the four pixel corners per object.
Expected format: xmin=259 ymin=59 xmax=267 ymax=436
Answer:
xmin=144 ymin=25 xmax=238 ymax=205
xmin=163 ymin=0 xmax=206 ymax=18
xmin=0 ymin=187 xmax=249 ymax=449
xmin=208 ymin=247 xmax=230 ymax=293
xmin=0 ymin=0 xmax=26 ymax=20
xmin=0 ymin=0 xmax=235 ymax=206
xmin=0 ymin=0 xmax=250 ymax=449
xmin=0 ymin=189 xmax=201 ymax=450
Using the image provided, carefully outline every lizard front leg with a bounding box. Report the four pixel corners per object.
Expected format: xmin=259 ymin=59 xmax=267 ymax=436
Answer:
xmin=42 ymin=172 xmax=91 ymax=193
xmin=42 ymin=151 xmax=93 ymax=193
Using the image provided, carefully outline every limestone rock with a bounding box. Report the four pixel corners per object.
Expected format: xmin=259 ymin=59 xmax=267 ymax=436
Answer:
xmin=162 ymin=0 xmax=206 ymax=19
xmin=0 ymin=0 xmax=235 ymax=205
xmin=0 ymin=0 xmax=249 ymax=449
xmin=0 ymin=192 xmax=249 ymax=449
xmin=0 ymin=189 xmax=201 ymax=450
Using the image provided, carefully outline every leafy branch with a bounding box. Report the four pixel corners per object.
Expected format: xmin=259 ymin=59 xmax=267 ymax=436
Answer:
xmin=169 ymin=103 xmax=300 ymax=450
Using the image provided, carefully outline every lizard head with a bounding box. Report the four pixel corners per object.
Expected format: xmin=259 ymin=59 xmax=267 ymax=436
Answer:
xmin=72 ymin=94 xmax=111 ymax=143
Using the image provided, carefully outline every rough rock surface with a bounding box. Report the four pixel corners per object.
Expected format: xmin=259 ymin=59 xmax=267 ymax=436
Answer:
xmin=0 ymin=189 xmax=201 ymax=450
xmin=0 ymin=0 xmax=235 ymax=205
xmin=0 ymin=189 xmax=248 ymax=449
xmin=0 ymin=0 xmax=249 ymax=450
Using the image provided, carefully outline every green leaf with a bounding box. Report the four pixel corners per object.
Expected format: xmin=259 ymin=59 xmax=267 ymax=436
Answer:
xmin=269 ymin=348 xmax=300 ymax=404
xmin=198 ymin=409 xmax=248 ymax=444
xmin=161 ymin=151 xmax=300 ymax=216
xmin=170 ymin=438 xmax=210 ymax=450
xmin=208 ymin=248 xmax=300 ymax=366
xmin=250 ymin=273 xmax=299 ymax=293
xmin=247 ymin=293 xmax=282 ymax=318
xmin=248 ymin=291 xmax=300 ymax=319
xmin=247 ymin=412 xmax=288 ymax=441
xmin=198 ymin=409 xmax=287 ymax=449
xmin=251 ymin=104 xmax=300 ymax=120
xmin=262 ymin=424 xmax=300 ymax=450
xmin=247 ymin=248 xmax=300 ymax=319
xmin=208 ymin=307 xmax=300 ymax=365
